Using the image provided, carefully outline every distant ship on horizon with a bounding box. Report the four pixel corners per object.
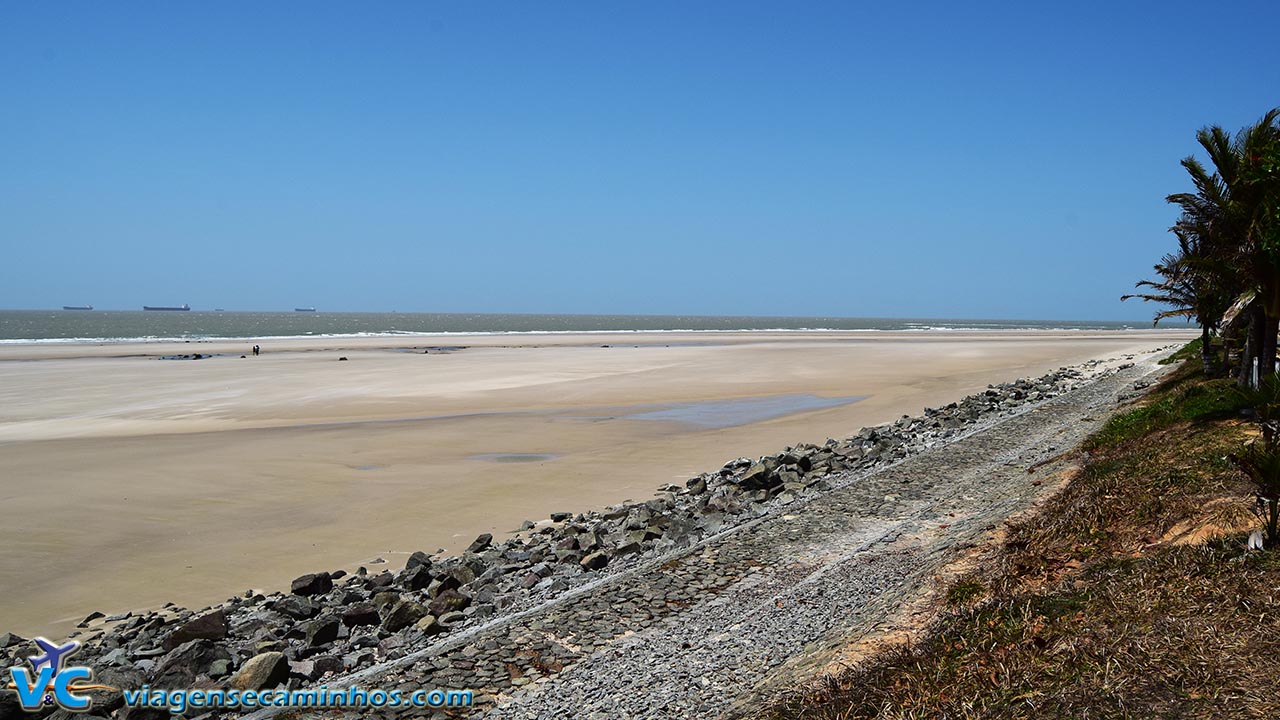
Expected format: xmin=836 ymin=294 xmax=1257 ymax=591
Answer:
xmin=62 ymin=305 xmax=93 ymax=311
xmin=295 ymin=307 xmax=317 ymax=312
xmin=143 ymin=304 xmax=191 ymax=311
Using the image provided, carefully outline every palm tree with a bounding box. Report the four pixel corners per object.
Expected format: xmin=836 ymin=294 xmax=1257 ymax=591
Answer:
xmin=1164 ymin=109 xmax=1280 ymax=382
xmin=1123 ymin=240 xmax=1227 ymax=374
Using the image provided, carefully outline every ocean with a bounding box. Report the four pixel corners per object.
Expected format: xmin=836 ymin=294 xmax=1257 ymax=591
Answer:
xmin=0 ymin=310 xmax=1162 ymax=344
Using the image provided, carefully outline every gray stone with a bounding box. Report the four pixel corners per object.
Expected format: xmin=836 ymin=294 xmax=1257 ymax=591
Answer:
xmin=152 ymin=639 xmax=232 ymax=688
xmin=290 ymin=572 xmax=333 ymax=596
xmin=382 ymin=600 xmax=428 ymax=633
xmin=273 ymin=594 xmax=319 ymax=620
xmin=162 ymin=609 xmax=227 ymax=651
xmin=466 ymin=533 xmax=494 ymax=553
xmin=405 ymin=550 xmax=432 ymax=570
xmin=230 ymin=651 xmax=290 ymax=691
xmin=580 ymin=552 xmax=610 ymax=570
xmin=341 ymin=603 xmax=380 ymax=627
xmin=305 ymin=616 xmax=341 ymax=648
xmin=428 ymin=588 xmax=472 ymax=616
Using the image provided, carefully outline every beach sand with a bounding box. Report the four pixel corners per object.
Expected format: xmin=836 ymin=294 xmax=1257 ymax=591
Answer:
xmin=0 ymin=330 xmax=1191 ymax=637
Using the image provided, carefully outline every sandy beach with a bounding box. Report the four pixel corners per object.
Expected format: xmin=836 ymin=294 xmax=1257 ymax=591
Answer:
xmin=0 ymin=330 xmax=1191 ymax=638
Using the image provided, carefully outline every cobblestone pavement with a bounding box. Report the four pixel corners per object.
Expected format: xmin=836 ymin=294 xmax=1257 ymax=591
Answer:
xmin=240 ymin=354 xmax=1171 ymax=720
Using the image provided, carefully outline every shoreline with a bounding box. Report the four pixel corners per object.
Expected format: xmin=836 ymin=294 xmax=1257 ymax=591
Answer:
xmin=0 ymin=327 xmax=1187 ymax=361
xmin=0 ymin=330 xmax=1193 ymax=641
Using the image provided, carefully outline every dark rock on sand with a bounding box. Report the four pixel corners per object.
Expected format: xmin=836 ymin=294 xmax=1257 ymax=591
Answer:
xmin=290 ymin=572 xmax=333 ymax=596
xmin=466 ymin=533 xmax=494 ymax=553
xmin=162 ymin=609 xmax=227 ymax=651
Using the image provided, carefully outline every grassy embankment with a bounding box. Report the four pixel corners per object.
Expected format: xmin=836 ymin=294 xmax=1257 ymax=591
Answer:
xmin=766 ymin=340 xmax=1280 ymax=719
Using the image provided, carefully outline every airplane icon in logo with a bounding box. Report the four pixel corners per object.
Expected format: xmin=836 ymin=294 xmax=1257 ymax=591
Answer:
xmin=27 ymin=638 xmax=81 ymax=676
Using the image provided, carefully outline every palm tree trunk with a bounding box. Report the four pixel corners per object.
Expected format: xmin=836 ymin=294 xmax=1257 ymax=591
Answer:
xmin=1264 ymin=315 xmax=1279 ymax=380
xmin=1240 ymin=310 xmax=1263 ymax=386
xmin=1200 ymin=325 xmax=1215 ymax=375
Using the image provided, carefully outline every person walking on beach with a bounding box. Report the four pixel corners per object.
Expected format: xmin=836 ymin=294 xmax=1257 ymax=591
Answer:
xmin=252 ymin=344 xmax=260 ymax=356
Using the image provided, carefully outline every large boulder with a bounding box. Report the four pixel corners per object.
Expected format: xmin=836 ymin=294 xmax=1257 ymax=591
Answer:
xmin=341 ymin=603 xmax=380 ymax=628
xmin=427 ymin=588 xmax=471 ymax=616
xmin=465 ymin=533 xmax=493 ymax=553
xmin=273 ymin=594 xmax=319 ymax=620
xmin=230 ymin=652 xmax=290 ymax=691
xmin=382 ymin=600 xmax=427 ymax=633
xmin=162 ymin=609 xmax=228 ymax=651
xmin=580 ymin=552 xmax=610 ymax=570
xmin=304 ymin=616 xmax=341 ymax=648
xmin=290 ymin=572 xmax=333 ymax=596
xmin=151 ymin=639 xmax=232 ymax=688
xmin=401 ymin=564 xmax=433 ymax=591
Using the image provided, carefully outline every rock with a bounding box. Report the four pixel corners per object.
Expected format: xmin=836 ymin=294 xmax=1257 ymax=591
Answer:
xmin=414 ymin=614 xmax=445 ymax=635
xmin=341 ymin=603 xmax=380 ymax=628
xmin=405 ymin=551 xmax=432 ymax=570
xmin=427 ymin=588 xmax=471 ymax=616
xmin=736 ymin=462 xmax=772 ymax=490
xmin=550 ymin=512 xmax=572 ymax=522
xmin=273 ymin=595 xmax=319 ymax=620
xmin=580 ymin=552 xmax=610 ymax=570
xmin=230 ymin=652 xmax=290 ymax=691
xmin=365 ymin=572 xmax=395 ymax=590
xmin=290 ymin=572 xmax=333 ymax=596
xmin=162 ymin=609 xmax=228 ymax=651
xmin=0 ymin=633 xmax=24 ymax=649
xmin=77 ymin=665 xmax=144 ymax=715
xmin=152 ymin=639 xmax=232 ymax=688
xmin=382 ymin=600 xmax=427 ymax=633
xmin=436 ymin=611 xmax=466 ymax=628
xmin=402 ymin=564 xmax=433 ymax=591
xmin=466 ymin=533 xmax=493 ymax=553
xmin=0 ymin=693 xmax=24 ymax=720
xmin=304 ymin=616 xmax=341 ymax=648
xmin=312 ymin=655 xmax=344 ymax=679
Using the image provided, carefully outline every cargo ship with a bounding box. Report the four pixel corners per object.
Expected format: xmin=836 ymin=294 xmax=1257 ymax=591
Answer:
xmin=295 ymin=307 xmax=317 ymax=312
xmin=143 ymin=304 xmax=191 ymax=311
xmin=62 ymin=305 xmax=93 ymax=310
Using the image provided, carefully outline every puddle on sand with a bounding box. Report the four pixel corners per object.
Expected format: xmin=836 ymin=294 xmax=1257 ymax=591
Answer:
xmin=622 ymin=393 xmax=865 ymax=429
xmin=469 ymin=453 xmax=560 ymax=463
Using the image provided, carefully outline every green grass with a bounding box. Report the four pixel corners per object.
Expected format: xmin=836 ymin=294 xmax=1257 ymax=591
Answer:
xmin=944 ymin=579 xmax=985 ymax=606
xmin=1083 ymin=362 xmax=1244 ymax=450
xmin=1159 ymin=336 xmax=1203 ymax=364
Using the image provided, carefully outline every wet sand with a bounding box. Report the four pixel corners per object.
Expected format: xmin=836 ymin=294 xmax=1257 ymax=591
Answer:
xmin=0 ymin=330 xmax=1191 ymax=637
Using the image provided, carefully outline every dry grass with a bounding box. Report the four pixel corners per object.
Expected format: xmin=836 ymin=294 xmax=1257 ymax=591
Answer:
xmin=763 ymin=357 xmax=1280 ymax=720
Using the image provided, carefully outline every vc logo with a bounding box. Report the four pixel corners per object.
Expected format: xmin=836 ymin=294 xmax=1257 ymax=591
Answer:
xmin=4 ymin=638 xmax=114 ymax=713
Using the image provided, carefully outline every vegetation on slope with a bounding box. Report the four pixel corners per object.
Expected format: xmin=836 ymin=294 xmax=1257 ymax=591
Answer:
xmin=764 ymin=350 xmax=1280 ymax=719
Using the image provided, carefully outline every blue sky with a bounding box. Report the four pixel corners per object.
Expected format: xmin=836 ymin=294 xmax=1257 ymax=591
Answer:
xmin=1 ymin=1 xmax=1276 ymax=320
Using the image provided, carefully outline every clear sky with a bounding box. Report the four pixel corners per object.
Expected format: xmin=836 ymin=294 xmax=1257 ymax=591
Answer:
xmin=1 ymin=1 xmax=1276 ymax=319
